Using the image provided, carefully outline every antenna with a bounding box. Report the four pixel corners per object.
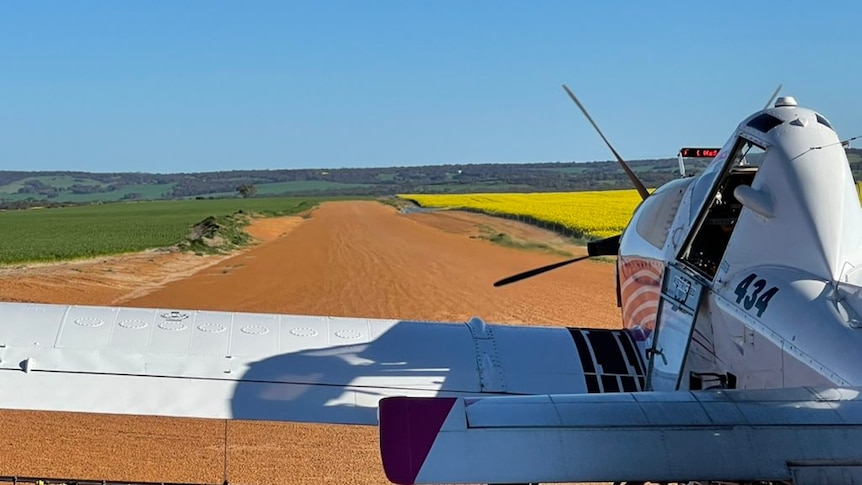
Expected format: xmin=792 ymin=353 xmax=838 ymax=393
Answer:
xmin=677 ymin=150 xmax=686 ymax=178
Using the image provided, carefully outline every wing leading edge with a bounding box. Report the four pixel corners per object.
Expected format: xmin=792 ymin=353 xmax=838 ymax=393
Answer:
xmin=379 ymin=387 xmax=862 ymax=484
xmin=0 ymin=302 xmax=639 ymax=425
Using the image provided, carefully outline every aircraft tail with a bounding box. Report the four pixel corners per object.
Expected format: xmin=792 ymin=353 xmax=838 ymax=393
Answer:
xmin=379 ymin=387 xmax=862 ymax=484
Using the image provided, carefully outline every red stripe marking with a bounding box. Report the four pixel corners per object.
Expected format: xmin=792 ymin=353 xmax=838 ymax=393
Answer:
xmin=618 ymin=257 xmax=663 ymax=334
xmin=379 ymin=397 xmax=457 ymax=485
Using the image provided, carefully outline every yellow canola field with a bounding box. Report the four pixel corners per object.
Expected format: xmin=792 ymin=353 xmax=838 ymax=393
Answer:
xmin=400 ymin=190 xmax=643 ymax=239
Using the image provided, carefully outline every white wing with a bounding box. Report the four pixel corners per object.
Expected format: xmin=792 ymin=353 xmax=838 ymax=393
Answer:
xmin=379 ymin=387 xmax=862 ymax=484
xmin=0 ymin=302 xmax=644 ymax=425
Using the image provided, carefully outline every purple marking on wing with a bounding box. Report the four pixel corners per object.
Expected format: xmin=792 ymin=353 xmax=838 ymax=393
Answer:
xmin=379 ymin=397 xmax=457 ymax=485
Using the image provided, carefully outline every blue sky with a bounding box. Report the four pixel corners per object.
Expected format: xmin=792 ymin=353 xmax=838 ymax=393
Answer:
xmin=1 ymin=1 xmax=860 ymax=173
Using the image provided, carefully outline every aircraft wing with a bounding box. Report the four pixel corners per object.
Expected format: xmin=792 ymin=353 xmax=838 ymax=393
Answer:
xmin=379 ymin=387 xmax=862 ymax=484
xmin=0 ymin=302 xmax=644 ymax=425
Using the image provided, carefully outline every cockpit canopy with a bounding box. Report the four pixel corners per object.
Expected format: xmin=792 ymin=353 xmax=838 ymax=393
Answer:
xmin=679 ymin=98 xmax=862 ymax=282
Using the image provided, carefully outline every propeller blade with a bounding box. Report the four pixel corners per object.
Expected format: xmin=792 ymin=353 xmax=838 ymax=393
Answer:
xmin=587 ymin=234 xmax=620 ymax=257
xmin=764 ymin=83 xmax=782 ymax=109
xmin=493 ymin=255 xmax=591 ymax=287
xmin=562 ymin=84 xmax=650 ymax=201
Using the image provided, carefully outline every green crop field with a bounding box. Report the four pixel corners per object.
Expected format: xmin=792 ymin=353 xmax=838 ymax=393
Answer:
xmin=0 ymin=197 xmax=332 ymax=265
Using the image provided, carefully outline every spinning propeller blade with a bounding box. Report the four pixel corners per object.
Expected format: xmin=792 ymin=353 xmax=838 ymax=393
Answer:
xmin=493 ymin=255 xmax=591 ymax=287
xmin=764 ymin=84 xmax=783 ymax=109
xmin=587 ymin=233 xmax=620 ymax=256
xmin=561 ymin=84 xmax=650 ymax=201
xmin=493 ymin=234 xmax=620 ymax=287
xmin=495 ymin=89 xmax=635 ymax=287
xmin=497 ymin=84 xmax=784 ymax=288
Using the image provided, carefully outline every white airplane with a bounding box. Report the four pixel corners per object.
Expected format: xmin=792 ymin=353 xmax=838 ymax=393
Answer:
xmin=2 ymin=87 xmax=862 ymax=485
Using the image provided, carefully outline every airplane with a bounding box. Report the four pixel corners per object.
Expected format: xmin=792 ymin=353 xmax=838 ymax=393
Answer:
xmin=1 ymin=86 xmax=862 ymax=485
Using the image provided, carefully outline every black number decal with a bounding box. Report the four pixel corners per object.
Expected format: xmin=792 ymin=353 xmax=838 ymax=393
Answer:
xmin=743 ymin=279 xmax=766 ymax=310
xmin=734 ymin=273 xmax=779 ymax=317
xmin=734 ymin=273 xmax=756 ymax=304
xmin=754 ymin=287 xmax=779 ymax=317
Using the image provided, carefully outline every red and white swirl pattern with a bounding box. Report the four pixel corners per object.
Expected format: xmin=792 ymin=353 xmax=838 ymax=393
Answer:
xmin=618 ymin=256 xmax=664 ymax=338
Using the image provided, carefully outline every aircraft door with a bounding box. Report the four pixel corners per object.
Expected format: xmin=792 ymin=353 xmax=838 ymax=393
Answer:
xmin=645 ymin=265 xmax=704 ymax=391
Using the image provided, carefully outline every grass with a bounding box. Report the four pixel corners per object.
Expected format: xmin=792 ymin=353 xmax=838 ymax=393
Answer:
xmin=472 ymin=225 xmax=573 ymax=257
xmin=178 ymin=213 xmax=253 ymax=255
xmin=0 ymin=197 xmax=328 ymax=265
xmin=375 ymin=196 xmax=409 ymax=209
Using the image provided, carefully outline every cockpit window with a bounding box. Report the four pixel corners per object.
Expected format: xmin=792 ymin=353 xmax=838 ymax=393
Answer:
xmin=816 ymin=113 xmax=833 ymax=130
xmin=746 ymin=113 xmax=783 ymax=133
xmin=730 ymin=139 xmax=766 ymax=168
xmin=679 ymin=137 xmax=766 ymax=279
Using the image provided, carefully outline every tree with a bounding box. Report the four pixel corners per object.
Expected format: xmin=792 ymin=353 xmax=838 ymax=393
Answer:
xmin=236 ymin=183 xmax=258 ymax=198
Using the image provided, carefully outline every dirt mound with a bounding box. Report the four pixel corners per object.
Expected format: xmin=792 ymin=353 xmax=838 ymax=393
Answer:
xmin=187 ymin=215 xmax=225 ymax=246
xmin=0 ymin=201 xmax=619 ymax=484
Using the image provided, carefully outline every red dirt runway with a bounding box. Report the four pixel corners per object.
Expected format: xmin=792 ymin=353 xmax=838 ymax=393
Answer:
xmin=0 ymin=201 xmax=619 ymax=484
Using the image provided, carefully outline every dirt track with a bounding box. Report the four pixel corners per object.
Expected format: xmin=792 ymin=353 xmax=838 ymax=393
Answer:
xmin=0 ymin=201 xmax=619 ymax=484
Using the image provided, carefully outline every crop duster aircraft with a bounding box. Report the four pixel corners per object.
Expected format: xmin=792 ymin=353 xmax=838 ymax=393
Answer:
xmin=1 ymin=87 xmax=862 ymax=485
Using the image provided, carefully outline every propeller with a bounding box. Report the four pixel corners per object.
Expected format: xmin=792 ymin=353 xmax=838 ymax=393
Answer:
xmin=493 ymin=255 xmax=590 ymax=287
xmin=494 ymin=87 xmax=639 ymax=287
xmin=763 ymin=83 xmax=783 ymax=110
xmin=561 ymin=84 xmax=650 ymax=201
xmin=493 ymin=234 xmax=620 ymax=287
xmin=496 ymin=85 xmax=784 ymax=288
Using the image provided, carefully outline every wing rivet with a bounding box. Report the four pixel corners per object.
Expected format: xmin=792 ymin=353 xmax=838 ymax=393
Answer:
xmin=74 ymin=317 xmax=104 ymax=328
xmin=118 ymin=319 xmax=148 ymax=330
xmin=290 ymin=327 xmax=318 ymax=337
xmin=241 ymin=325 xmax=270 ymax=335
xmin=335 ymin=329 xmax=362 ymax=339
xmin=197 ymin=323 xmax=227 ymax=333
xmin=159 ymin=321 xmax=188 ymax=332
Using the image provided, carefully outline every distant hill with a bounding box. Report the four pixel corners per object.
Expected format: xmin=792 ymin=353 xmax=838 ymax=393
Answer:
xmin=2 ymin=148 xmax=861 ymax=209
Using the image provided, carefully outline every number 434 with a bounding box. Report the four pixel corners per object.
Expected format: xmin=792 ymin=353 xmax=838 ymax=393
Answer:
xmin=734 ymin=273 xmax=779 ymax=318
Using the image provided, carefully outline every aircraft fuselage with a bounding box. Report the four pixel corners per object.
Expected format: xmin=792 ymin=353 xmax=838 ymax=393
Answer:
xmin=619 ymin=98 xmax=862 ymax=392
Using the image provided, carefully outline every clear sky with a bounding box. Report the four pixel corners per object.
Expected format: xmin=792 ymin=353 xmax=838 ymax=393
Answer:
xmin=1 ymin=1 xmax=860 ymax=173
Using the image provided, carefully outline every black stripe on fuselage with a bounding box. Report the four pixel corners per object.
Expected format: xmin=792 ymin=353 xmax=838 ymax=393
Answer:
xmin=567 ymin=328 xmax=646 ymax=394
xmin=570 ymin=329 xmax=595 ymax=373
